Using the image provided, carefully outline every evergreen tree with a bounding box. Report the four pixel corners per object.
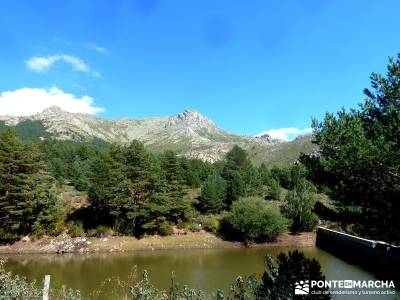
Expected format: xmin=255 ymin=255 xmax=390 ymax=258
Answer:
xmin=0 ymin=129 xmax=61 ymax=237
xmin=199 ymin=172 xmax=226 ymax=214
xmin=224 ymin=170 xmax=244 ymax=206
xmin=256 ymin=250 xmax=330 ymax=299
xmin=259 ymin=164 xmax=282 ymax=200
xmin=266 ymin=178 xmax=282 ymax=200
xmin=306 ymin=53 xmax=400 ymax=243
xmin=69 ymin=156 xmax=91 ymax=191
xmin=158 ymin=150 xmax=190 ymax=225
xmin=0 ymin=129 xmax=27 ymax=236
xmin=124 ymin=141 xmax=162 ymax=235
xmin=179 ymin=158 xmax=202 ymax=188
xmin=282 ymin=172 xmax=318 ymax=233
xmin=88 ymin=145 xmax=131 ymax=229
xmin=222 ymin=146 xmax=262 ymax=205
xmin=224 ymin=145 xmax=250 ymax=171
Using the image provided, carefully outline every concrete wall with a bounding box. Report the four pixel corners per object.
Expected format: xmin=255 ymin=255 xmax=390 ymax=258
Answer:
xmin=316 ymin=227 xmax=400 ymax=281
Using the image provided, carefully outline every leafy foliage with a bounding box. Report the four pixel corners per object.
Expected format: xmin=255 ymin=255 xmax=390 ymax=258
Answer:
xmin=303 ymin=53 xmax=400 ymax=243
xmin=1 ymin=250 xmax=330 ymax=299
xmin=220 ymin=197 xmax=288 ymax=242
xmin=0 ymin=259 xmax=83 ymax=300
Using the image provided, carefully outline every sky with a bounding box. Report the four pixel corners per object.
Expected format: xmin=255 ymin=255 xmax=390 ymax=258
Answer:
xmin=0 ymin=1 xmax=399 ymax=141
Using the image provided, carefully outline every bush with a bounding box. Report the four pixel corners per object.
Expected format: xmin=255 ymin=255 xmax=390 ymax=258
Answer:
xmin=158 ymin=222 xmax=173 ymax=236
xmin=176 ymin=222 xmax=188 ymax=230
xmin=196 ymin=215 xmax=220 ymax=233
xmin=265 ymin=178 xmax=282 ymax=200
xmin=87 ymin=225 xmax=113 ymax=237
xmin=0 ymin=260 xmax=82 ymax=300
xmin=220 ymin=197 xmax=287 ymax=242
xmin=68 ymin=222 xmax=85 ymax=238
xmin=1 ymin=250 xmax=330 ymax=300
xmin=188 ymin=222 xmax=202 ymax=232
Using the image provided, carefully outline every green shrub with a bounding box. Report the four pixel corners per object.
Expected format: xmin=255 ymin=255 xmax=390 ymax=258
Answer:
xmin=68 ymin=222 xmax=85 ymax=238
xmin=265 ymin=178 xmax=282 ymax=200
xmin=188 ymin=222 xmax=202 ymax=232
xmin=87 ymin=225 xmax=113 ymax=237
xmin=0 ymin=260 xmax=41 ymax=299
xmin=176 ymin=222 xmax=188 ymax=230
xmin=220 ymin=197 xmax=287 ymax=242
xmin=158 ymin=222 xmax=173 ymax=236
xmin=196 ymin=215 xmax=220 ymax=233
xmin=1 ymin=250 xmax=330 ymax=300
xmin=0 ymin=260 xmax=82 ymax=300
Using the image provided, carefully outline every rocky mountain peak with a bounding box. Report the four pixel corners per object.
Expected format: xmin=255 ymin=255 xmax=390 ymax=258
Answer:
xmin=254 ymin=133 xmax=283 ymax=143
xmin=41 ymin=105 xmax=64 ymax=114
xmin=176 ymin=109 xmax=216 ymax=128
xmin=0 ymin=106 xmax=313 ymax=163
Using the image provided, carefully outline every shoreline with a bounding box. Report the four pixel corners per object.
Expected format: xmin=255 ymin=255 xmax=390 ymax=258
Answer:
xmin=0 ymin=231 xmax=316 ymax=255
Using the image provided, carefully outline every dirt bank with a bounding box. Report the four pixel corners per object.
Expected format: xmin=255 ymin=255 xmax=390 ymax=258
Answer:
xmin=0 ymin=231 xmax=316 ymax=254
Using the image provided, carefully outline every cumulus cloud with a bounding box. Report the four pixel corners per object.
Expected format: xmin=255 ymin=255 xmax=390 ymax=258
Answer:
xmin=0 ymin=87 xmax=104 ymax=116
xmin=26 ymin=54 xmax=101 ymax=78
xmin=256 ymin=127 xmax=312 ymax=141
xmin=86 ymin=42 xmax=109 ymax=55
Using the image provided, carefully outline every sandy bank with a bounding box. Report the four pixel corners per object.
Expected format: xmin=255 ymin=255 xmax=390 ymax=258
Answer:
xmin=0 ymin=231 xmax=316 ymax=254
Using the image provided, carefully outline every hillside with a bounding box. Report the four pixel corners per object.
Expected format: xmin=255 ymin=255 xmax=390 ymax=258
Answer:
xmin=0 ymin=106 xmax=315 ymax=165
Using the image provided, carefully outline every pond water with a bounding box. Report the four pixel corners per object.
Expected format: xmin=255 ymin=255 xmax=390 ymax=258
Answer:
xmin=2 ymin=247 xmax=398 ymax=299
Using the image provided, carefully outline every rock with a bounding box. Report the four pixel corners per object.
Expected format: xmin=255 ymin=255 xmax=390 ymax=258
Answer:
xmin=0 ymin=107 xmax=285 ymax=163
xmin=21 ymin=236 xmax=30 ymax=243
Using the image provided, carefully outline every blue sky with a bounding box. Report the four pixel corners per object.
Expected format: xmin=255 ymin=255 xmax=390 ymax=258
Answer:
xmin=0 ymin=0 xmax=399 ymax=140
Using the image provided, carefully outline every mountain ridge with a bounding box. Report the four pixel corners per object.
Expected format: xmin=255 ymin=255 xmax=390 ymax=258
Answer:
xmin=0 ymin=106 xmax=314 ymax=164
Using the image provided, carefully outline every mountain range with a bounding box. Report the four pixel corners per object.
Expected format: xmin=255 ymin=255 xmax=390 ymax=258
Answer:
xmin=0 ymin=106 xmax=315 ymax=165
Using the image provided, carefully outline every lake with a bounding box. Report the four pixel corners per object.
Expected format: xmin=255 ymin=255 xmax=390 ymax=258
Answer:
xmin=2 ymin=247 xmax=398 ymax=299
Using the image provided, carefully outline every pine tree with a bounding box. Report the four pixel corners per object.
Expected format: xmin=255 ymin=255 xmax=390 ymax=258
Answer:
xmin=88 ymin=144 xmax=131 ymax=229
xmin=124 ymin=141 xmax=162 ymax=235
xmin=0 ymin=129 xmax=61 ymax=238
xmin=199 ymin=172 xmax=226 ymax=214
xmin=307 ymin=54 xmax=400 ymax=242
xmin=179 ymin=158 xmax=201 ymax=188
xmin=279 ymin=166 xmax=318 ymax=232
xmin=222 ymin=146 xmax=262 ymax=205
xmin=0 ymin=129 xmax=27 ymax=236
xmin=158 ymin=150 xmax=190 ymax=224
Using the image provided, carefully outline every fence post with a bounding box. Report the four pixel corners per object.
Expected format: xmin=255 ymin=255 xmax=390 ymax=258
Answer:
xmin=43 ymin=275 xmax=50 ymax=300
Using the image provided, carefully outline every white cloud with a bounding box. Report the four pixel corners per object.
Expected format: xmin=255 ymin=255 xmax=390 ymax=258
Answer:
xmin=0 ymin=87 xmax=104 ymax=116
xmin=26 ymin=54 xmax=101 ymax=78
xmin=86 ymin=42 xmax=109 ymax=55
xmin=26 ymin=56 xmax=59 ymax=72
xmin=256 ymin=127 xmax=312 ymax=141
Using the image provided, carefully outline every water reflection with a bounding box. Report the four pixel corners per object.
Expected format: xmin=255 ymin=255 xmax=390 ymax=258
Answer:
xmin=2 ymin=247 xmax=396 ymax=299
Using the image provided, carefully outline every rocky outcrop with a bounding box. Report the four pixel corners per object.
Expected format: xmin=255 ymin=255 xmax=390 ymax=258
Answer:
xmin=1 ymin=106 xmax=285 ymax=162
